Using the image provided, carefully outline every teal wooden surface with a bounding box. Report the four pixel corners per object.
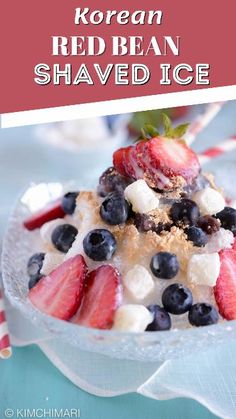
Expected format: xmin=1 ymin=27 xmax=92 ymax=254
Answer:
xmin=0 ymin=346 xmax=218 ymax=419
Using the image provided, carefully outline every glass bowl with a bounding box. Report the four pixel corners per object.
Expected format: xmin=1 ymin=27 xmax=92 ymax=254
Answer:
xmin=2 ymin=180 xmax=236 ymax=364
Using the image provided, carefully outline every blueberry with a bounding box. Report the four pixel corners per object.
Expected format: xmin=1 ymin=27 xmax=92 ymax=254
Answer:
xmin=170 ymin=199 xmax=200 ymax=226
xmin=162 ymin=283 xmax=193 ymax=314
xmin=185 ymin=226 xmax=208 ymax=247
xmin=83 ymin=229 xmax=117 ymax=261
xmin=146 ymin=305 xmax=171 ymax=331
xmin=150 ymin=252 xmax=179 ymax=279
xmin=100 ymin=192 xmax=130 ymax=225
xmin=97 ymin=167 xmax=130 ymax=197
xmin=188 ymin=303 xmax=219 ymax=327
xmin=27 ymin=252 xmax=45 ymax=278
xmin=62 ymin=192 xmax=79 ymax=215
xmin=27 ymin=253 xmax=45 ymax=289
xmin=197 ymin=215 xmax=220 ymax=235
xmin=51 ymin=224 xmax=78 ymax=253
xmin=215 ymin=207 xmax=236 ymax=236
xmin=28 ymin=275 xmax=44 ymax=290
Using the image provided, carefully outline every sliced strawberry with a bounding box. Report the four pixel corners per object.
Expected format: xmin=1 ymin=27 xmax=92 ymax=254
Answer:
xmin=233 ymin=239 xmax=236 ymax=251
xmin=147 ymin=136 xmax=200 ymax=182
xmin=135 ymin=142 xmax=155 ymax=184
xmin=123 ymin=146 xmax=136 ymax=179
xmin=113 ymin=137 xmax=199 ymax=189
xmin=113 ymin=146 xmax=139 ymax=179
xmin=135 ymin=141 xmax=171 ymax=189
xmin=135 ymin=141 xmax=149 ymax=171
xmin=24 ymin=199 xmax=65 ymax=231
xmin=73 ymin=265 xmax=122 ymax=329
xmin=113 ymin=147 xmax=128 ymax=178
xmin=129 ymin=145 xmax=144 ymax=179
xmin=29 ymin=255 xmax=88 ymax=320
xmin=214 ymin=249 xmax=236 ymax=320
xmin=113 ymin=144 xmax=145 ymax=180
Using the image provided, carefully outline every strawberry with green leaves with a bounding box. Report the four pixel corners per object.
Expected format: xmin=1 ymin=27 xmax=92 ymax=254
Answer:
xmin=113 ymin=114 xmax=200 ymax=190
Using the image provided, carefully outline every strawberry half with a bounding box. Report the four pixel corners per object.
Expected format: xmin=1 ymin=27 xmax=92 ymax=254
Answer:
xmin=29 ymin=255 xmax=88 ymax=320
xmin=73 ymin=265 xmax=122 ymax=329
xmin=214 ymin=249 xmax=236 ymax=320
xmin=24 ymin=199 xmax=65 ymax=231
xmin=147 ymin=137 xmax=200 ymax=183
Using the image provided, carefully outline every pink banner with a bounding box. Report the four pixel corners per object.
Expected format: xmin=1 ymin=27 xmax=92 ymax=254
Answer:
xmin=1 ymin=0 xmax=235 ymax=113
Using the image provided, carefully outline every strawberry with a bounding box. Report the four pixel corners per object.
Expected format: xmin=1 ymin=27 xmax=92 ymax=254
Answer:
xmin=135 ymin=141 xmax=148 ymax=172
xmin=113 ymin=147 xmax=128 ymax=178
xmin=113 ymin=138 xmax=200 ymax=189
xmin=147 ymin=136 xmax=200 ymax=183
xmin=113 ymin=116 xmax=200 ymax=189
xmin=73 ymin=265 xmax=122 ymax=329
xmin=24 ymin=199 xmax=65 ymax=231
xmin=233 ymin=239 xmax=236 ymax=251
xmin=214 ymin=249 xmax=236 ymax=320
xmin=29 ymin=255 xmax=88 ymax=320
xmin=113 ymin=146 xmax=141 ymax=180
xmin=121 ymin=146 xmax=134 ymax=179
xmin=135 ymin=140 xmax=171 ymax=189
xmin=129 ymin=145 xmax=144 ymax=179
xmin=134 ymin=141 xmax=155 ymax=185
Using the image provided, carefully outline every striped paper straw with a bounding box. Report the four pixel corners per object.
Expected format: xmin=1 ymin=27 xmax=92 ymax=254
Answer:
xmin=226 ymin=198 xmax=236 ymax=209
xmin=185 ymin=102 xmax=225 ymax=145
xmin=198 ymin=135 xmax=236 ymax=165
xmin=198 ymin=136 xmax=236 ymax=209
xmin=0 ymin=290 xmax=12 ymax=359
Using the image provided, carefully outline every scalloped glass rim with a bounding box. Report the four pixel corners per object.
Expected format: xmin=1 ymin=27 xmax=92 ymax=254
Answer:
xmin=2 ymin=182 xmax=236 ymax=362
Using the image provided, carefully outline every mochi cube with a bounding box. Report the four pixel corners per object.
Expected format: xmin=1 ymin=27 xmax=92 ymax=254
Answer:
xmin=124 ymin=179 xmax=159 ymax=213
xmin=193 ymin=187 xmax=225 ymax=216
xmin=41 ymin=252 xmax=64 ymax=275
xmin=187 ymin=253 xmax=220 ymax=286
xmin=113 ymin=304 xmax=153 ymax=332
xmin=123 ymin=265 xmax=155 ymax=301
xmin=204 ymin=228 xmax=234 ymax=253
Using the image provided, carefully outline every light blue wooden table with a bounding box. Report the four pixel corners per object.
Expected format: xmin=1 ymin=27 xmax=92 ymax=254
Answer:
xmin=1 ymin=102 xmax=236 ymax=418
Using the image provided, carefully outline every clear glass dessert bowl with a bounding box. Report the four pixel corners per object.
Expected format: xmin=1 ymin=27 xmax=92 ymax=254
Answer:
xmin=2 ymin=179 xmax=236 ymax=363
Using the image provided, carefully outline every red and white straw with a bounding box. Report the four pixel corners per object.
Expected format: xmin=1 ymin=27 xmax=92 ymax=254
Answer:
xmin=226 ymin=197 xmax=236 ymax=209
xmin=0 ymin=290 xmax=12 ymax=359
xmin=198 ymin=135 xmax=236 ymax=165
xmin=198 ymin=135 xmax=236 ymax=209
xmin=185 ymin=102 xmax=225 ymax=145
